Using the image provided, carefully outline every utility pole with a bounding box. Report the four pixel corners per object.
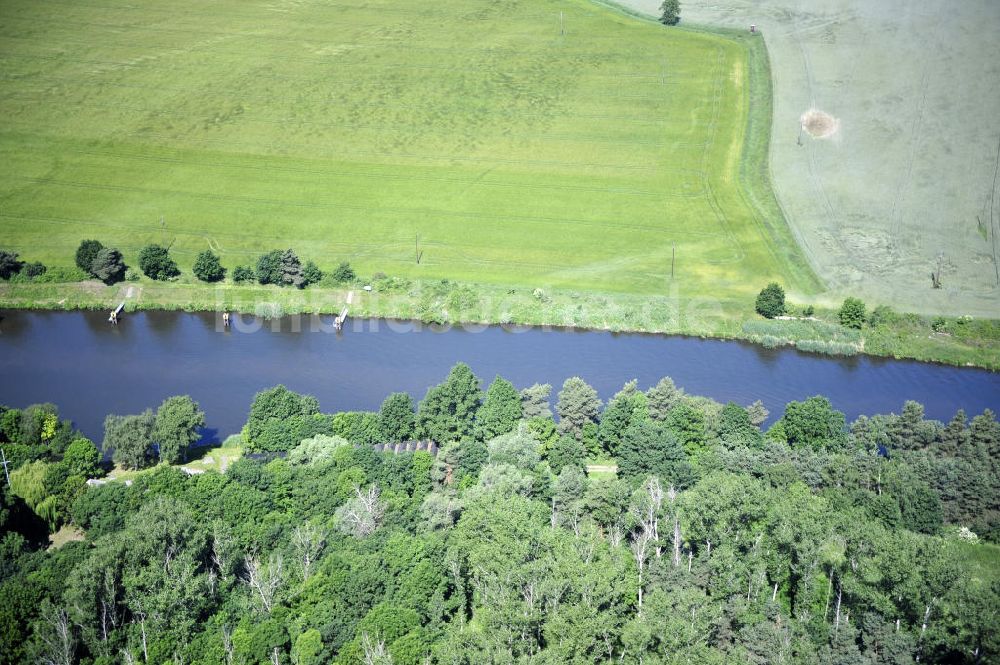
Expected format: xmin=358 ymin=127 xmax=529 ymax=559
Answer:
xmin=1 ymin=447 xmax=10 ymax=488
xmin=671 ymin=242 xmax=675 ymax=279
xmin=560 ymin=11 xmax=564 ymax=36
xmin=415 ymin=234 xmax=421 ymax=264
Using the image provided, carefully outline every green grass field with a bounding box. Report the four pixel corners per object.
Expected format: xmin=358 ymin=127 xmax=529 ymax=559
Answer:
xmin=0 ymin=0 xmax=816 ymax=301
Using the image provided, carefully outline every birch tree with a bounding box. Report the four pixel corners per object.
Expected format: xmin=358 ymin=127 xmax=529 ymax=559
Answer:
xmin=335 ymin=484 xmax=386 ymax=538
xmin=34 ymin=601 xmax=74 ymax=665
xmin=242 ymin=552 xmax=285 ymax=613
xmin=292 ymin=522 xmax=326 ymax=581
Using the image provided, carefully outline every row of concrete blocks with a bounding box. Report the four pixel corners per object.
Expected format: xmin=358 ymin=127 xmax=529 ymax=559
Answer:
xmin=369 ymin=440 xmax=439 ymax=456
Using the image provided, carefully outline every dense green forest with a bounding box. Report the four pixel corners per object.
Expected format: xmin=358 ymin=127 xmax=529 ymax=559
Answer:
xmin=1 ymin=364 xmax=998 ymax=664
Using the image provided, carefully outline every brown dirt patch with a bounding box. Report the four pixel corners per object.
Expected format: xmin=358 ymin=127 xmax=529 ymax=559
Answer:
xmin=48 ymin=525 xmax=85 ymax=550
xmin=800 ymin=108 xmax=840 ymax=139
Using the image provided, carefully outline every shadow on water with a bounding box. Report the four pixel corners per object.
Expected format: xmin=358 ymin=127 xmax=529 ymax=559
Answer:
xmin=746 ymin=340 xmax=783 ymax=368
xmin=0 ymin=312 xmax=31 ymax=338
xmin=193 ymin=311 xmax=226 ymax=335
xmin=195 ymin=427 xmax=222 ymax=447
xmin=146 ymin=310 xmax=183 ymax=338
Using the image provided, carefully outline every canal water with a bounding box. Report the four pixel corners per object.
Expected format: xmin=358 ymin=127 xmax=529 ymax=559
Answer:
xmin=0 ymin=310 xmax=997 ymax=441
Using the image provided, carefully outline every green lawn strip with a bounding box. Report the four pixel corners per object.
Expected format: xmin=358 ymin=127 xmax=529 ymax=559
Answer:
xmin=104 ymin=440 xmax=244 ymax=484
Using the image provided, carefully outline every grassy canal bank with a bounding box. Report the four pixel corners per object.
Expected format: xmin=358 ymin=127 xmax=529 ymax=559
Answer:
xmin=2 ymin=276 xmax=999 ymax=371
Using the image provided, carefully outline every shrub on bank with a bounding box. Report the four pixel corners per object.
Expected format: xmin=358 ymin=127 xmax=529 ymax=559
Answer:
xmin=755 ymin=282 xmax=785 ymax=318
xmin=75 ymin=240 xmax=103 ymax=273
xmin=232 ymin=265 xmax=255 ymax=283
xmin=31 ymin=266 xmax=88 ymax=283
xmin=839 ymin=297 xmax=866 ymax=329
xmin=193 ymin=250 xmax=226 ymax=283
xmin=22 ymin=262 xmax=46 ymax=278
xmin=0 ymin=250 xmax=24 ymax=279
xmin=868 ymin=304 xmax=897 ymax=328
xmin=302 ymin=261 xmax=323 ymax=286
xmin=138 ymin=244 xmax=180 ymax=280
xmin=90 ymin=248 xmax=126 ymax=285
xmin=0 ymin=252 xmax=51 ymax=283
xmin=331 ymin=261 xmax=355 ymax=283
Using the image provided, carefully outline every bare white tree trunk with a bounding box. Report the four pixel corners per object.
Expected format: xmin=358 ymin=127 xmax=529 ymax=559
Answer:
xmin=834 ymin=583 xmax=843 ymax=630
xmin=570 ymin=507 xmax=583 ymax=538
xmin=212 ymin=526 xmax=233 ymax=583
xmin=361 ymin=632 xmax=394 ymax=665
xmin=38 ymin=604 xmax=74 ymax=665
xmin=630 ymin=530 xmax=651 ymax=614
xmin=336 ymin=485 xmax=386 ymax=538
xmin=824 ymin=569 xmax=833 ymax=622
xmin=292 ymin=522 xmax=326 ymax=582
xmin=242 ymin=552 xmax=285 ymax=613
xmin=207 ymin=569 xmax=218 ymax=597
xmin=128 ymin=603 xmax=149 ymax=664
xmin=649 ymin=479 xmax=664 ymax=557
xmin=672 ymin=517 xmax=681 ymax=567
xmin=222 ymin=625 xmax=234 ymax=665
xmin=917 ymin=601 xmax=934 ymax=661
xmin=102 ymin=572 xmax=122 ymax=639
xmin=141 ymin=616 xmax=148 ymax=662
xmin=630 ymin=478 xmax=664 ymax=558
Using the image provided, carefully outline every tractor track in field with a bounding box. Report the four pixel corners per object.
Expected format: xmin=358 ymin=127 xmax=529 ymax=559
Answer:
xmin=0 ymin=12 xmax=711 ymax=67
xmin=695 ymin=45 xmax=747 ymax=265
xmin=0 ymin=189 xmax=731 ymax=241
xmin=788 ymin=16 xmax=855 ymax=282
xmin=48 ymin=147 xmax=699 ymax=200
xmin=888 ymin=66 xmax=930 ymax=255
xmin=0 ymin=122 xmax=669 ymax=175
xmin=0 ymin=73 xmax=698 ymax=127
xmin=0 ymin=93 xmax=693 ymax=151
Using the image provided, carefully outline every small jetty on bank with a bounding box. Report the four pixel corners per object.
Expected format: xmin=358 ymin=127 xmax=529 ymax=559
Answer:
xmin=334 ymin=306 xmax=349 ymax=331
xmin=108 ymin=301 xmax=125 ymax=324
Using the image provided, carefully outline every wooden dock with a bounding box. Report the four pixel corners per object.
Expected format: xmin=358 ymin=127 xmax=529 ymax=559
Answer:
xmin=334 ymin=306 xmax=349 ymax=331
xmin=108 ymin=301 xmax=125 ymax=323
